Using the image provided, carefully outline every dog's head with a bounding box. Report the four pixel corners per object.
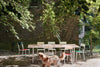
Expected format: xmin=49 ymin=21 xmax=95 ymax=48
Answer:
xmin=38 ymin=52 xmax=48 ymax=60
xmin=38 ymin=52 xmax=43 ymax=60
xmin=39 ymin=52 xmax=48 ymax=62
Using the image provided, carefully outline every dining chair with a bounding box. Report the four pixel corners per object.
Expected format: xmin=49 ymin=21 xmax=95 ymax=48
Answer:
xmin=60 ymin=41 xmax=67 ymax=52
xmin=59 ymin=42 xmax=74 ymax=64
xmin=75 ymin=43 xmax=85 ymax=61
xmin=37 ymin=42 xmax=45 ymax=53
xmin=17 ymin=42 xmax=30 ymax=55
xmin=60 ymin=41 xmax=67 ymax=45
xmin=61 ymin=49 xmax=73 ymax=64
xmin=47 ymin=42 xmax=56 ymax=54
xmin=85 ymin=45 xmax=91 ymax=56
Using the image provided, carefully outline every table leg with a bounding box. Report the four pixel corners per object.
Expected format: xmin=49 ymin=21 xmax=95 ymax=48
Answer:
xmin=32 ymin=48 xmax=34 ymax=63
xmin=73 ymin=48 xmax=75 ymax=62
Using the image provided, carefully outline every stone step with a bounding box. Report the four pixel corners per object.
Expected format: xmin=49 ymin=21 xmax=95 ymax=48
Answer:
xmin=4 ymin=65 xmax=19 ymax=67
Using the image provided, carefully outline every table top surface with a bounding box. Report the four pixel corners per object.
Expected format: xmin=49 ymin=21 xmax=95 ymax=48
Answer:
xmin=28 ymin=44 xmax=79 ymax=49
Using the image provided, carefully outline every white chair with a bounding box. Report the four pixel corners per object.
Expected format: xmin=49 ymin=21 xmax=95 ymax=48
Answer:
xmin=75 ymin=43 xmax=85 ymax=61
xmin=32 ymin=42 xmax=45 ymax=63
xmin=60 ymin=42 xmax=67 ymax=52
xmin=37 ymin=42 xmax=45 ymax=53
xmin=17 ymin=42 xmax=30 ymax=55
xmin=47 ymin=42 xmax=56 ymax=54
xmin=60 ymin=42 xmax=67 ymax=45
xmin=48 ymin=42 xmax=55 ymax=44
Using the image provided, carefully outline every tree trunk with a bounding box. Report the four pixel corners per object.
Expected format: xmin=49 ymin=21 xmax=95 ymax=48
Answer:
xmin=90 ymin=33 xmax=93 ymax=56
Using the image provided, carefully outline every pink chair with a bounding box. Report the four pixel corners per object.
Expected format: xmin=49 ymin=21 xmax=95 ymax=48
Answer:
xmin=17 ymin=42 xmax=30 ymax=55
xmin=61 ymin=49 xmax=73 ymax=64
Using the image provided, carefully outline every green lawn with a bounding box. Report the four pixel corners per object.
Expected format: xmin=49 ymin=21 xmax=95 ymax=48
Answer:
xmin=93 ymin=49 xmax=100 ymax=53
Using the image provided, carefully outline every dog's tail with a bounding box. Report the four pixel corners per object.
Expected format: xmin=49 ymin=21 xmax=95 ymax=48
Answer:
xmin=56 ymin=52 xmax=65 ymax=66
xmin=59 ymin=52 xmax=65 ymax=61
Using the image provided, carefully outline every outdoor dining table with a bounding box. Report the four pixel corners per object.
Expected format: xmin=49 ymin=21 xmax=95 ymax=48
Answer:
xmin=28 ymin=44 xmax=79 ymax=49
xmin=28 ymin=44 xmax=79 ymax=55
xmin=28 ymin=44 xmax=79 ymax=63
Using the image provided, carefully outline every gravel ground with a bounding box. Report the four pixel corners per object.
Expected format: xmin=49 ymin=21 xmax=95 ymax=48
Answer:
xmin=61 ymin=58 xmax=100 ymax=67
xmin=0 ymin=53 xmax=100 ymax=67
xmin=21 ymin=57 xmax=100 ymax=67
xmin=1 ymin=58 xmax=100 ymax=67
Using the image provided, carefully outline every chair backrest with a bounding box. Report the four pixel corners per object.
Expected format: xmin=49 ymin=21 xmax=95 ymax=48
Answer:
xmin=48 ymin=42 xmax=55 ymax=45
xmin=59 ymin=42 xmax=67 ymax=45
xmin=17 ymin=42 xmax=24 ymax=51
xmin=37 ymin=42 xmax=44 ymax=45
xmin=80 ymin=43 xmax=85 ymax=51
xmin=80 ymin=43 xmax=85 ymax=47
xmin=85 ymin=45 xmax=90 ymax=50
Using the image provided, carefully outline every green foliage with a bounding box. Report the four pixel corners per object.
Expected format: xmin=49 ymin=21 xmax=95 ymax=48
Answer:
xmin=40 ymin=2 xmax=60 ymax=41
xmin=0 ymin=0 xmax=35 ymax=39
xmin=82 ymin=0 xmax=100 ymax=47
xmin=57 ymin=0 xmax=79 ymax=15
xmin=40 ymin=0 xmax=84 ymax=41
xmin=1 ymin=0 xmax=100 ymax=44
xmin=93 ymin=49 xmax=100 ymax=53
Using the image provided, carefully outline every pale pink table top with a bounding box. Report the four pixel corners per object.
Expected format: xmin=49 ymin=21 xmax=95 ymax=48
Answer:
xmin=28 ymin=44 xmax=79 ymax=50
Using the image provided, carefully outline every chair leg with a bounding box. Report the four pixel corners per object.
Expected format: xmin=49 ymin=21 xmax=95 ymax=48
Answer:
xmin=76 ymin=53 xmax=77 ymax=62
xmin=63 ymin=55 xmax=66 ymax=64
xmin=67 ymin=55 xmax=68 ymax=62
xmin=22 ymin=51 xmax=24 ymax=55
xmin=47 ymin=49 xmax=49 ymax=53
xmin=83 ymin=53 xmax=85 ymax=61
xmin=55 ymin=50 xmax=56 ymax=54
xmin=25 ymin=50 xmax=26 ymax=55
xmin=70 ymin=54 xmax=73 ymax=64
xmin=32 ymin=56 xmax=34 ymax=63
xmin=29 ymin=50 xmax=30 ymax=54
xmin=18 ymin=51 xmax=20 ymax=55
xmin=64 ymin=58 xmax=65 ymax=64
xmin=37 ymin=50 xmax=38 ymax=54
xmin=44 ymin=49 xmax=45 ymax=53
xmin=52 ymin=50 xmax=53 ymax=54
xmin=79 ymin=53 xmax=81 ymax=59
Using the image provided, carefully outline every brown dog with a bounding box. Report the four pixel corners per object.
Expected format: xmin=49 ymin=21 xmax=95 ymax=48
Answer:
xmin=38 ymin=52 xmax=65 ymax=67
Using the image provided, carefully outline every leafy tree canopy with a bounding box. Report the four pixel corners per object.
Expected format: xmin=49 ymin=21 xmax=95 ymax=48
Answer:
xmin=40 ymin=0 xmax=91 ymax=41
xmin=0 ymin=0 xmax=35 ymax=39
xmin=79 ymin=0 xmax=100 ymax=55
xmin=40 ymin=2 xmax=60 ymax=41
xmin=40 ymin=0 xmax=100 ymax=44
